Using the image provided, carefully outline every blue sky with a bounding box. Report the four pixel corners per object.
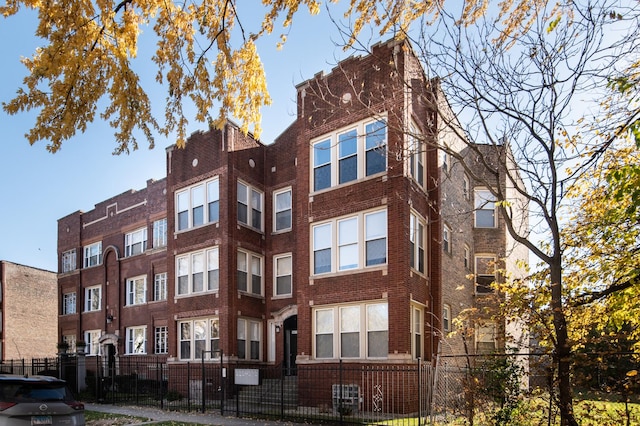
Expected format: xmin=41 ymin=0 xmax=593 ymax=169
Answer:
xmin=0 ymin=3 xmax=374 ymax=271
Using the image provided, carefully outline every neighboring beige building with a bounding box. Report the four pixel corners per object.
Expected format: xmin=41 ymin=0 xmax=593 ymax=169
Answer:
xmin=0 ymin=260 xmax=58 ymax=360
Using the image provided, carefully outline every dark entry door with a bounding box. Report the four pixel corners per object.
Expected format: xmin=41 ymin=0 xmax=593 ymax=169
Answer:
xmin=284 ymin=316 xmax=297 ymax=375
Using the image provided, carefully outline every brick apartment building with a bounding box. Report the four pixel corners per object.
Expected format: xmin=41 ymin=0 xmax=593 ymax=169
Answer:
xmin=0 ymin=261 xmax=58 ymax=360
xmin=57 ymin=39 xmax=527 ymax=379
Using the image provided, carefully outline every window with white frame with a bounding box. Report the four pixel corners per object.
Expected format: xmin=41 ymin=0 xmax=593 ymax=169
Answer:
xmin=126 ymin=276 xmax=147 ymax=306
xmin=312 ymin=209 xmax=387 ymax=275
xmin=61 ymin=249 xmax=76 ymax=273
xmin=179 ymin=318 xmax=220 ymax=360
xmin=176 ymin=247 xmax=219 ymax=296
xmin=475 ymin=255 xmax=496 ymax=294
xmin=126 ymin=326 xmax=147 ymax=354
xmin=83 ymin=242 xmax=102 ymax=268
xmin=443 ymin=151 xmax=451 ymax=174
xmin=237 ymin=250 xmax=263 ymax=296
xmin=125 ymin=227 xmax=147 ymax=257
xmin=63 ymin=292 xmax=76 ymax=315
xmin=443 ymin=224 xmax=452 ymax=254
xmin=314 ymin=302 xmax=388 ymax=360
xmin=155 ymin=326 xmax=168 ymax=354
xmin=408 ymin=122 xmax=425 ymax=187
xmin=443 ymin=304 xmax=452 ymax=333
xmin=412 ymin=305 xmax=423 ymax=359
xmin=274 ymin=254 xmax=292 ymax=297
xmin=85 ymin=286 xmax=101 ymax=312
xmin=62 ymin=335 xmax=76 ymax=353
xmin=312 ymin=118 xmax=387 ymax=192
xmin=154 ymin=272 xmax=167 ymax=301
xmin=153 ymin=218 xmax=167 ymax=247
xmin=237 ymin=318 xmax=261 ymax=360
xmin=464 ymin=245 xmax=471 ymax=270
xmin=410 ymin=212 xmax=426 ymax=274
xmin=85 ymin=330 xmax=101 ymax=356
xmin=273 ymin=187 xmax=292 ymax=232
xmin=176 ymin=178 xmax=219 ymax=231
xmin=237 ymin=181 xmax=263 ymax=231
xmin=476 ymin=323 xmax=497 ymax=354
xmin=475 ymin=189 xmax=497 ymax=228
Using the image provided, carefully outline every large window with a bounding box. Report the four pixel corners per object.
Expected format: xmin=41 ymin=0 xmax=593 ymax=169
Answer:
xmin=238 ymin=318 xmax=261 ymax=360
xmin=126 ymin=276 xmax=147 ymax=306
xmin=125 ymin=228 xmax=147 ymax=257
xmin=312 ymin=209 xmax=387 ymax=275
xmin=155 ymin=326 xmax=168 ymax=354
xmin=410 ymin=212 xmax=426 ymax=274
xmin=154 ymin=272 xmax=167 ymax=301
xmin=408 ymin=122 xmax=425 ymax=187
xmin=237 ymin=250 xmax=263 ymax=296
xmin=85 ymin=286 xmax=101 ymax=312
xmin=62 ymin=335 xmax=76 ymax=353
xmin=476 ymin=323 xmax=497 ymax=354
xmin=61 ymin=249 xmax=76 ymax=273
xmin=314 ymin=302 xmax=388 ymax=359
xmin=85 ymin=330 xmax=101 ymax=356
xmin=274 ymin=254 xmax=292 ymax=297
xmin=153 ymin=218 xmax=167 ymax=248
xmin=312 ymin=118 xmax=387 ymax=192
xmin=83 ymin=242 xmax=102 ymax=268
xmin=237 ymin=181 xmax=263 ymax=231
xmin=475 ymin=255 xmax=496 ymax=294
xmin=273 ymin=187 xmax=292 ymax=232
xmin=63 ymin=292 xmax=76 ymax=315
xmin=176 ymin=178 xmax=219 ymax=231
xmin=126 ymin=326 xmax=147 ymax=354
xmin=412 ymin=305 xmax=423 ymax=359
xmin=179 ymin=318 xmax=220 ymax=360
xmin=475 ymin=189 xmax=497 ymax=228
xmin=176 ymin=247 xmax=219 ymax=296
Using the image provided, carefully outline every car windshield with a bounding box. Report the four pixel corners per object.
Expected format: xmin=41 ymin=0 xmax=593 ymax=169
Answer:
xmin=0 ymin=381 xmax=73 ymax=402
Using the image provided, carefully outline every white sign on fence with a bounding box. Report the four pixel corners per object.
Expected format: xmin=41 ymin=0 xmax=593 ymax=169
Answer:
xmin=234 ymin=368 xmax=259 ymax=385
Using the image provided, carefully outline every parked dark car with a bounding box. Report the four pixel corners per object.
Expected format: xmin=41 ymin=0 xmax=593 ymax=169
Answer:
xmin=0 ymin=374 xmax=84 ymax=425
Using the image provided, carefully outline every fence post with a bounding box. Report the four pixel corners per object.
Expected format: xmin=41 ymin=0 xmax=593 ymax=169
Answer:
xmin=220 ymin=351 xmax=225 ymax=417
xmin=418 ymin=357 xmax=422 ymax=426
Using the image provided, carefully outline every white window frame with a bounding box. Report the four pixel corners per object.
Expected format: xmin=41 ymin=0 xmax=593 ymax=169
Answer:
xmin=237 ymin=250 xmax=263 ymax=296
xmin=155 ymin=326 xmax=168 ymax=354
xmin=408 ymin=122 xmax=426 ymax=188
xmin=154 ymin=272 xmax=167 ymax=301
xmin=178 ymin=317 xmax=221 ymax=361
xmin=464 ymin=245 xmax=471 ymax=270
xmin=412 ymin=305 xmax=424 ymax=359
xmin=443 ymin=151 xmax=451 ymax=175
xmin=85 ymin=330 xmax=102 ymax=356
xmin=63 ymin=292 xmax=76 ymax=315
xmin=476 ymin=322 xmax=497 ymax=354
xmin=313 ymin=301 xmax=388 ymax=360
xmin=311 ymin=208 xmax=387 ymax=275
xmin=443 ymin=224 xmax=452 ymax=254
xmin=274 ymin=253 xmax=293 ymax=297
xmin=176 ymin=178 xmax=220 ymax=231
xmin=273 ymin=187 xmax=292 ymax=232
xmin=62 ymin=335 xmax=76 ymax=353
xmin=125 ymin=227 xmax=147 ymax=257
xmin=410 ymin=212 xmax=427 ymax=274
xmin=126 ymin=276 xmax=147 ymax=306
xmin=62 ymin=249 xmax=76 ymax=273
xmin=463 ymin=174 xmax=470 ymax=200
xmin=153 ymin=218 xmax=167 ymax=248
xmin=475 ymin=188 xmax=497 ymax=228
xmin=237 ymin=181 xmax=264 ymax=231
xmin=85 ymin=285 xmax=101 ymax=312
xmin=475 ymin=254 xmax=497 ymax=294
xmin=83 ymin=242 xmax=102 ymax=268
xmin=176 ymin=247 xmax=220 ymax=296
xmin=126 ymin=326 xmax=147 ymax=355
xmin=311 ymin=117 xmax=387 ymax=192
xmin=443 ymin=304 xmax=452 ymax=333
xmin=237 ymin=318 xmax=262 ymax=361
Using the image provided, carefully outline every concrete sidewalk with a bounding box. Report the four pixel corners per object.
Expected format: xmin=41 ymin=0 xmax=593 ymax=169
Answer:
xmin=84 ymin=403 xmax=304 ymax=425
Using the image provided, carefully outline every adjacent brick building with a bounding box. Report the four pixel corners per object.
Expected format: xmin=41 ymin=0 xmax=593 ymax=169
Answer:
xmin=0 ymin=261 xmax=57 ymax=360
xmin=57 ymin=39 xmax=528 ymax=387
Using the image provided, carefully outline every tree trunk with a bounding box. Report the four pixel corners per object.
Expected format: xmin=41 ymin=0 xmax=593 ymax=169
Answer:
xmin=550 ymin=261 xmax=578 ymax=426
